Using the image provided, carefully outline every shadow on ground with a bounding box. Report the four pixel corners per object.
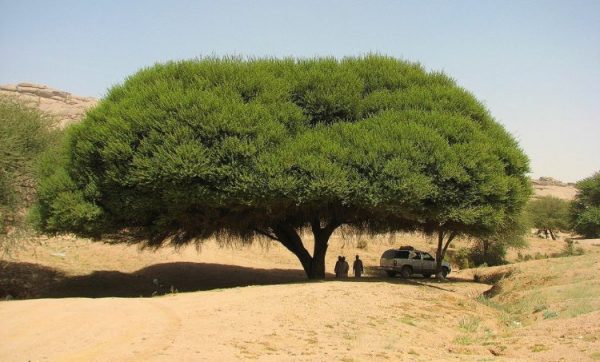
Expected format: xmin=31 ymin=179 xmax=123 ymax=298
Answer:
xmin=0 ymin=261 xmax=309 ymax=299
xmin=1 ymin=261 xmax=475 ymax=299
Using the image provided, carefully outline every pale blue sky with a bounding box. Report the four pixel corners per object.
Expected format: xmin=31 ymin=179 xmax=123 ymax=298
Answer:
xmin=1 ymin=0 xmax=598 ymax=182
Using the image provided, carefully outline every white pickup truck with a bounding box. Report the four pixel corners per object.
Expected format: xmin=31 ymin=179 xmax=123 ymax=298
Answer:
xmin=380 ymin=249 xmax=451 ymax=278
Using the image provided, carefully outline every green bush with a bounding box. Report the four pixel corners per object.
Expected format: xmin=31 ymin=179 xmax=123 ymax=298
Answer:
xmin=450 ymin=247 xmax=471 ymax=269
xmin=0 ymin=97 xmax=58 ymax=239
xmin=571 ymin=172 xmax=600 ymax=238
xmin=468 ymin=239 xmax=508 ymax=266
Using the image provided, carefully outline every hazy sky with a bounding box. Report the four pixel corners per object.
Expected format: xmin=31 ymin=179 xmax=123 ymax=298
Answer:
xmin=1 ymin=0 xmax=598 ymax=182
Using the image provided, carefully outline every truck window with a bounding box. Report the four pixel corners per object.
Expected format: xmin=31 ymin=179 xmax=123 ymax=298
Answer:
xmin=423 ymin=253 xmax=435 ymax=261
xmin=396 ymin=250 xmax=409 ymax=259
xmin=382 ymin=250 xmax=397 ymax=259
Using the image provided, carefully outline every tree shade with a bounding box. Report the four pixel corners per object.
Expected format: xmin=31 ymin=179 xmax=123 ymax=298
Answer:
xmin=35 ymin=55 xmax=531 ymax=278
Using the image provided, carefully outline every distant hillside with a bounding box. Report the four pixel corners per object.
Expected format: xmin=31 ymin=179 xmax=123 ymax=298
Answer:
xmin=0 ymin=82 xmax=97 ymax=128
xmin=532 ymin=177 xmax=578 ymax=200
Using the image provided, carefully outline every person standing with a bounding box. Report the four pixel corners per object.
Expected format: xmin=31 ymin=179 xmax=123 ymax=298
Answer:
xmin=353 ymin=255 xmax=364 ymax=278
xmin=341 ymin=256 xmax=350 ymax=278
xmin=334 ymin=256 xmax=342 ymax=278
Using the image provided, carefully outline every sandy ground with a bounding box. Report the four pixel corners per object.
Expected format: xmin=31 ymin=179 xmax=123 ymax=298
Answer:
xmin=1 ymin=279 xmax=497 ymax=361
xmin=1 ymin=234 xmax=600 ymax=361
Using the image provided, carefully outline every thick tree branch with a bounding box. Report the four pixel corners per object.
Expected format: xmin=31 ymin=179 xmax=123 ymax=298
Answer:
xmin=442 ymin=231 xmax=457 ymax=256
xmin=272 ymin=222 xmax=311 ymax=260
xmin=253 ymin=228 xmax=280 ymax=242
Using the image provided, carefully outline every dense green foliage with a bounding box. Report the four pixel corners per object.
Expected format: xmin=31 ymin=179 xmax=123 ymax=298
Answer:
xmin=470 ymin=212 xmax=529 ymax=266
xmin=35 ymin=56 xmax=531 ymax=278
xmin=0 ymin=97 xmax=57 ymax=238
xmin=571 ymin=172 xmax=600 ymax=238
xmin=451 ymin=212 xmax=528 ymax=268
xmin=526 ymin=196 xmax=571 ymax=240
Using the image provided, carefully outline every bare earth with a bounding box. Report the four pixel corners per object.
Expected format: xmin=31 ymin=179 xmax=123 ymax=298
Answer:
xmin=1 ymin=233 xmax=600 ymax=361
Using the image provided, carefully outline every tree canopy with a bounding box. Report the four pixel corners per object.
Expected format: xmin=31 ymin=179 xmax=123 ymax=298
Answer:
xmin=35 ymin=56 xmax=531 ymax=278
xmin=571 ymin=171 xmax=600 ymax=238
xmin=526 ymin=196 xmax=571 ymax=240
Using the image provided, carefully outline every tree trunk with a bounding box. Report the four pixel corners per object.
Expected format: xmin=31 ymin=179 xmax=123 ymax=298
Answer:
xmin=435 ymin=229 xmax=456 ymax=280
xmin=482 ymin=240 xmax=489 ymax=264
xmin=270 ymin=219 xmax=340 ymax=280
xmin=311 ymin=231 xmax=329 ymax=278
xmin=435 ymin=230 xmax=444 ymax=278
xmin=308 ymin=218 xmax=339 ymax=279
xmin=549 ymin=229 xmax=556 ymax=240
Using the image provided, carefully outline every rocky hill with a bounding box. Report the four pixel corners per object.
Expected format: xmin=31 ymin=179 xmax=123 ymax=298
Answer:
xmin=0 ymin=82 xmax=97 ymax=128
xmin=532 ymin=177 xmax=578 ymax=200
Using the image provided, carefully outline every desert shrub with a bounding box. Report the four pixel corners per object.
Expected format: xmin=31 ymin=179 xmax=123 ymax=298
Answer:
xmin=0 ymin=97 xmax=58 ymax=244
xmin=458 ymin=316 xmax=480 ymax=333
xmin=468 ymin=239 xmax=508 ymax=266
xmin=450 ymin=247 xmax=471 ymax=269
xmin=571 ymin=171 xmax=600 ymax=238
xmin=542 ymin=310 xmax=558 ymax=319
xmin=555 ymin=238 xmax=585 ymax=257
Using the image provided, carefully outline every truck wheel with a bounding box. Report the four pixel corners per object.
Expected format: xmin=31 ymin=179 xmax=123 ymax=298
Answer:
xmin=441 ymin=267 xmax=449 ymax=278
xmin=386 ymin=270 xmax=397 ymax=277
xmin=400 ymin=266 xmax=412 ymax=278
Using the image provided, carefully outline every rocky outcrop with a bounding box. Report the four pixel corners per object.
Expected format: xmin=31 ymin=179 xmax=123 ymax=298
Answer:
xmin=0 ymin=82 xmax=97 ymax=128
xmin=532 ymin=177 xmax=578 ymax=200
xmin=532 ymin=177 xmax=569 ymax=187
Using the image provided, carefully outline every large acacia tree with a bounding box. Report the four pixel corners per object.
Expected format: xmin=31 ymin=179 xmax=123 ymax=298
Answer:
xmin=36 ymin=56 xmax=531 ymax=279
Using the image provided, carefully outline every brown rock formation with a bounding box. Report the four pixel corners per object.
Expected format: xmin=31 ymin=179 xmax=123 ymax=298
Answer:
xmin=0 ymin=82 xmax=98 ymax=128
xmin=531 ymin=177 xmax=578 ymax=200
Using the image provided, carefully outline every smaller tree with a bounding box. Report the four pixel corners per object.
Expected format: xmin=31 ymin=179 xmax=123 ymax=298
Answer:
xmin=469 ymin=212 xmax=529 ymax=266
xmin=0 ymin=97 xmax=57 ymax=248
xmin=526 ymin=196 xmax=571 ymax=240
xmin=571 ymin=172 xmax=600 ymax=238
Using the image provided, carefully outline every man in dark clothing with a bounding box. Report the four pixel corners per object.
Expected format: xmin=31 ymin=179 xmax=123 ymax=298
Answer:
xmin=353 ymin=255 xmax=364 ymax=278
xmin=341 ymin=256 xmax=350 ymax=278
xmin=334 ymin=256 xmax=342 ymax=278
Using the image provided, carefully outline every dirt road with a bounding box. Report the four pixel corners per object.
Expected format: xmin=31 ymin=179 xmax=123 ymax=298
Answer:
xmin=1 ymin=279 xmax=495 ymax=361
